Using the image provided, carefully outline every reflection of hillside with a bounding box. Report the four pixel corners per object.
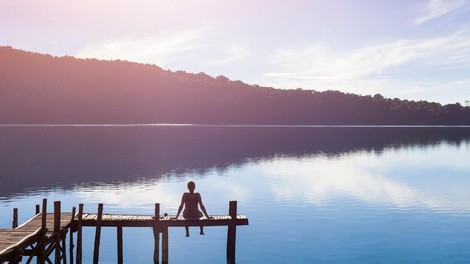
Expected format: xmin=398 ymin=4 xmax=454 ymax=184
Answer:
xmin=1 ymin=126 xmax=469 ymax=197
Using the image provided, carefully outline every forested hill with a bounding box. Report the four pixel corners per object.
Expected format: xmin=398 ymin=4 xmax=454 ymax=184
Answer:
xmin=1 ymin=46 xmax=469 ymax=125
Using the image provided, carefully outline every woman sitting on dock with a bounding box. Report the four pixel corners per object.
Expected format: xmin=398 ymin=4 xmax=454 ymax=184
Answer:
xmin=174 ymin=181 xmax=210 ymax=237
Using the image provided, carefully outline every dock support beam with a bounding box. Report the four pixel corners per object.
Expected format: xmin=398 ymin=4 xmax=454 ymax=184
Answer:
xmin=162 ymin=225 xmax=168 ymax=264
xmin=69 ymin=207 xmax=76 ymax=264
xmin=76 ymin=204 xmax=83 ymax=264
xmin=54 ymin=201 xmax=61 ymax=264
xmin=226 ymin=201 xmax=237 ymax=264
xmin=117 ymin=226 xmax=123 ymax=264
xmin=12 ymin=208 xmax=18 ymax=229
xmin=153 ymin=203 xmax=160 ymax=264
xmin=93 ymin=203 xmax=103 ymax=264
xmin=38 ymin=199 xmax=47 ymax=264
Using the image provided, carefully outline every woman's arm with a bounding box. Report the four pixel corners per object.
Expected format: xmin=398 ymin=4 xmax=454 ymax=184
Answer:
xmin=197 ymin=193 xmax=210 ymax=218
xmin=175 ymin=193 xmax=187 ymax=218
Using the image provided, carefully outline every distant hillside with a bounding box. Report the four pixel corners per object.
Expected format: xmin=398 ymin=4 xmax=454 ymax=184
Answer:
xmin=1 ymin=46 xmax=469 ymax=124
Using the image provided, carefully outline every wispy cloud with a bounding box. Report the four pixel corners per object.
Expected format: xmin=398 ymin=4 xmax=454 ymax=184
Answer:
xmin=268 ymin=31 xmax=470 ymax=80
xmin=76 ymin=28 xmax=211 ymax=67
xmin=262 ymin=30 xmax=470 ymax=102
xmin=210 ymin=44 xmax=250 ymax=66
xmin=76 ymin=29 xmax=252 ymax=73
xmin=414 ymin=0 xmax=466 ymax=25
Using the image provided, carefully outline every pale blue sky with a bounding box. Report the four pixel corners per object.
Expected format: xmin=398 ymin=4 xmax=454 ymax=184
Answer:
xmin=1 ymin=0 xmax=470 ymax=104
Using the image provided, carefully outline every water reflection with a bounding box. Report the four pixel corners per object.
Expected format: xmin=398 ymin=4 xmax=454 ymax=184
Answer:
xmin=2 ymin=126 xmax=470 ymax=263
xmin=1 ymin=126 xmax=470 ymax=199
xmin=75 ymin=181 xmax=180 ymax=209
xmin=263 ymin=142 xmax=470 ymax=213
xmin=28 ymin=136 xmax=470 ymax=216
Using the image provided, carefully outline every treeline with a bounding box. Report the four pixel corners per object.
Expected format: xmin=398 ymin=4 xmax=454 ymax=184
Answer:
xmin=1 ymin=46 xmax=469 ymax=125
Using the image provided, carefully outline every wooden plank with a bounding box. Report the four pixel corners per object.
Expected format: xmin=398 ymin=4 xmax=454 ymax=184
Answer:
xmin=0 ymin=228 xmax=42 ymax=262
xmin=78 ymin=214 xmax=248 ymax=227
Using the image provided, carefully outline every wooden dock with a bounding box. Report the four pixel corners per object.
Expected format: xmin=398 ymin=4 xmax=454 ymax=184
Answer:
xmin=0 ymin=200 xmax=74 ymax=264
xmin=79 ymin=213 xmax=248 ymax=227
xmin=0 ymin=200 xmax=249 ymax=264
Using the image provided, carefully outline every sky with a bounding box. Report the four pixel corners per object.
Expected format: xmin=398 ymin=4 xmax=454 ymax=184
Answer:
xmin=1 ymin=0 xmax=470 ymax=105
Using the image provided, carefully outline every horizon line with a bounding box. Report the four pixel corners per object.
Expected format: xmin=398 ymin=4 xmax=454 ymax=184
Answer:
xmin=1 ymin=124 xmax=470 ymax=128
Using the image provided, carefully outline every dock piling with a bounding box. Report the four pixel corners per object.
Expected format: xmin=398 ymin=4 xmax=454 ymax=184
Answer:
xmin=162 ymin=226 xmax=168 ymax=264
xmin=69 ymin=207 xmax=76 ymax=264
xmin=54 ymin=201 xmax=61 ymax=264
xmin=76 ymin=204 xmax=83 ymax=264
xmin=117 ymin=226 xmax=123 ymax=264
xmin=93 ymin=203 xmax=103 ymax=264
xmin=12 ymin=208 xmax=18 ymax=229
xmin=38 ymin=199 xmax=47 ymax=264
xmin=162 ymin=212 xmax=169 ymax=264
xmin=153 ymin=203 xmax=160 ymax=264
xmin=226 ymin=201 xmax=237 ymax=264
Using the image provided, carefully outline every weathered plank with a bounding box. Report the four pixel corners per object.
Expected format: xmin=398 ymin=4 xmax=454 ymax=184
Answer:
xmin=78 ymin=213 xmax=248 ymax=228
xmin=0 ymin=228 xmax=42 ymax=262
xmin=0 ymin=211 xmax=73 ymax=262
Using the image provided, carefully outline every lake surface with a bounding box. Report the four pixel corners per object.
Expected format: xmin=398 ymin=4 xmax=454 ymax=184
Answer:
xmin=1 ymin=126 xmax=470 ymax=263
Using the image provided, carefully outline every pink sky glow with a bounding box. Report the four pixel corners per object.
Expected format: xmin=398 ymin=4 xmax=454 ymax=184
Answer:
xmin=2 ymin=0 xmax=470 ymax=104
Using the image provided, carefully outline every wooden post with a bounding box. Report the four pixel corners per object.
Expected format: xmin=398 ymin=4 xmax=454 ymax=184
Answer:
xmin=153 ymin=203 xmax=160 ymax=264
xmin=69 ymin=207 xmax=76 ymax=264
xmin=38 ymin=199 xmax=47 ymax=264
xmin=226 ymin=201 xmax=237 ymax=264
xmin=76 ymin=204 xmax=83 ymax=264
xmin=36 ymin=204 xmax=40 ymax=214
xmin=162 ymin=213 xmax=168 ymax=264
xmin=61 ymin=236 xmax=67 ymax=264
xmin=162 ymin=226 xmax=168 ymax=264
xmin=9 ymin=249 xmax=22 ymax=264
xmin=93 ymin=203 xmax=103 ymax=264
xmin=42 ymin=199 xmax=48 ymax=231
xmin=54 ymin=201 xmax=61 ymax=264
xmin=12 ymin=208 xmax=18 ymax=228
xmin=117 ymin=226 xmax=123 ymax=264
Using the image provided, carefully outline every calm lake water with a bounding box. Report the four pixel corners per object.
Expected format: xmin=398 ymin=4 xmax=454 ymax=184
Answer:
xmin=1 ymin=126 xmax=470 ymax=263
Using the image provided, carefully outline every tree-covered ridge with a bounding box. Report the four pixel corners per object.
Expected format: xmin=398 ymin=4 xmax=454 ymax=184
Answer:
xmin=1 ymin=46 xmax=469 ymax=125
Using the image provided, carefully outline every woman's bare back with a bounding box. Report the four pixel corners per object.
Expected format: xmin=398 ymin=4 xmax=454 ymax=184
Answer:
xmin=182 ymin=192 xmax=203 ymax=218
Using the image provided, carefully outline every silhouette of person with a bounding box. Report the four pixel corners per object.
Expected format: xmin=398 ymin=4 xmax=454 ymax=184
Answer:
xmin=174 ymin=181 xmax=210 ymax=237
